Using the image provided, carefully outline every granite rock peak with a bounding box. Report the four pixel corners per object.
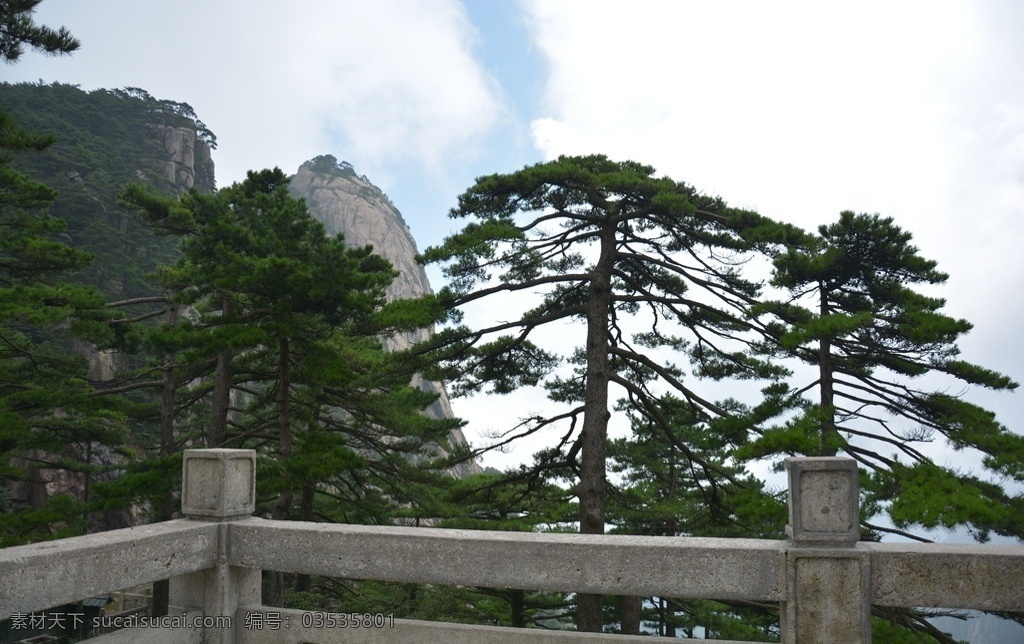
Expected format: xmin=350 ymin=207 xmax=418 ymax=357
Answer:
xmin=290 ymin=155 xmax=479 ymax=477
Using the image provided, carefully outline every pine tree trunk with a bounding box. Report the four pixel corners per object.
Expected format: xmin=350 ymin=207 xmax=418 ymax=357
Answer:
xmin=295 ymin=483 xmax=314 ymax=592
xmin=159 ymin=303 xmax=179 ymax=461
xmin=209 ymin=298 xmax=233 ymax=448
xmin=620 ymin=595 xmax=642 ymax=634
xmin=818 ymin=284 xmax=837 ymax=456
xmin=577 ymin=224 xmax=616 ymax=632
xmin=273 ymin=336 xmax=293 ymax=519
xmin=153 ymin=301 xmax=178 ymax=617
xmin=510 ymin=589 xmax=525 ymax=628
xmin=269 ymin=337 xmax=293 ymax=606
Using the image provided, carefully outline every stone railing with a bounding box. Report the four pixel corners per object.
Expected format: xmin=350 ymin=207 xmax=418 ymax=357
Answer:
xmin=2 ymin=449 xmax=1022 ymax=643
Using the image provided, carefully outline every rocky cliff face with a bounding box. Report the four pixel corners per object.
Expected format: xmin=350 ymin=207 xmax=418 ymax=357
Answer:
xmin=81 ymin=125 xmax=213 ymax=380
xmin=155 ymin=124 xmax=216 ymax=194
xmin=290 ymin=156 xmax=479 ymax=477
xmin=289 ymin=156 xmax=429 ymax=306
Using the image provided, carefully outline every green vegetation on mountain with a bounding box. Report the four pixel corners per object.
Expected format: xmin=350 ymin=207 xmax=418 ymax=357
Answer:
xmin=2 ymin=82 xmax=214 ymax=301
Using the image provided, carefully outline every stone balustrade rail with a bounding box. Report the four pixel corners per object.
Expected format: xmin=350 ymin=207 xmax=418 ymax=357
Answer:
xmin=1 ymin=449 xmax=1022 ymax=643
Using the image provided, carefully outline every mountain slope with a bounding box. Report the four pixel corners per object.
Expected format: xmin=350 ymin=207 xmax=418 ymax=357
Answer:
xmin=290 ymin=155 xmax=479 ymax=477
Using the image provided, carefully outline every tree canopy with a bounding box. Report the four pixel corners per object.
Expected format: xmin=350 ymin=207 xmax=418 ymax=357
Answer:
xmin=420 ymin=154 xmax=802 ymax=630
xmin=0 ymin=0 xmax=78 ymax=63
xmin=749 ymin=210 xmax=1024 ymax=542
xmin=121 ymin=169 xmax=465 ymax=603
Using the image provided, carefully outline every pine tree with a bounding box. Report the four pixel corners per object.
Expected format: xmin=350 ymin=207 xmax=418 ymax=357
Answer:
xmin=0 ymin=8 xmax=131 ymax=545
xmin=122 ymin=169 xmax=463 ymax=605
xmin=420 ymin=154 xmax=798 ymax=631
xmin=748 ymin=211 xmax=1022 ymax=543
xmin=0 ymin=121 xmax=124 ymax=544
xmin=0 ymin=0 xmax=78 ymax=63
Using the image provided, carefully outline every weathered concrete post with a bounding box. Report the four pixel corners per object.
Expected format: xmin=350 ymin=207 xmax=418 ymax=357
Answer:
xmin=782 ymin=457 xmax=870 ymax=644
xmin=171 ymin=449 xmax=261 ymax=643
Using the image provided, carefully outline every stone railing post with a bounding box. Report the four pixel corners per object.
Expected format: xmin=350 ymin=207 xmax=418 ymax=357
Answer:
xmin=170 ymin=449 xmax=261 ymax=643
xmin=782 ymin=457 xmax=870 ymax=643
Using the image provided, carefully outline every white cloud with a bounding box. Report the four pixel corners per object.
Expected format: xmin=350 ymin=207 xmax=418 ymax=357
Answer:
xmin=517 ymin=0 xmax=1023 ymax=326
xmin=519 ymin=0 xmax=977 ymax=228
xmin=294 ymin=2 xmax=504 ymax=173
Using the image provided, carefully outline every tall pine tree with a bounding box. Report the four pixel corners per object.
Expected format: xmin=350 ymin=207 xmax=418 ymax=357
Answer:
xmin=748 ymin=211 xmax=1023 ymax=542
xmin=122 ymin=169 xmax=464 ymax=605
xmin=0 ymin=1 xmax=133 ymax=545
xmin=420 ymin=154 xmax=798 ymax=631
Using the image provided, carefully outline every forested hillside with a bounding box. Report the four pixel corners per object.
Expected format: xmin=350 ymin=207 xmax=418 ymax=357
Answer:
xmin=1 ymin=81 xmax=469 ymax=574
xmin=1 ymin=82 xmax=219 ymax=545
xmin=2 ymin=82 xmax=214 ymax=301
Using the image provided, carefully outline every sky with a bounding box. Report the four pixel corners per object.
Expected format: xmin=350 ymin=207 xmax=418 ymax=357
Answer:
xmin=5 ymin=1 xmax=1023 ymax=492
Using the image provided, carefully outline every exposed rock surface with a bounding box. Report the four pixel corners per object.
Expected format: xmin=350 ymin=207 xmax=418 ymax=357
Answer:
xmin=290 ymin=156 xmax=429 ymax=305
xmin=81 ymin=125 xmax=214 ymax=382
xmin=290 ymin=156 xmax=479 ymax=477
xmin=154 ymin=125 xmax=216 ymax=194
